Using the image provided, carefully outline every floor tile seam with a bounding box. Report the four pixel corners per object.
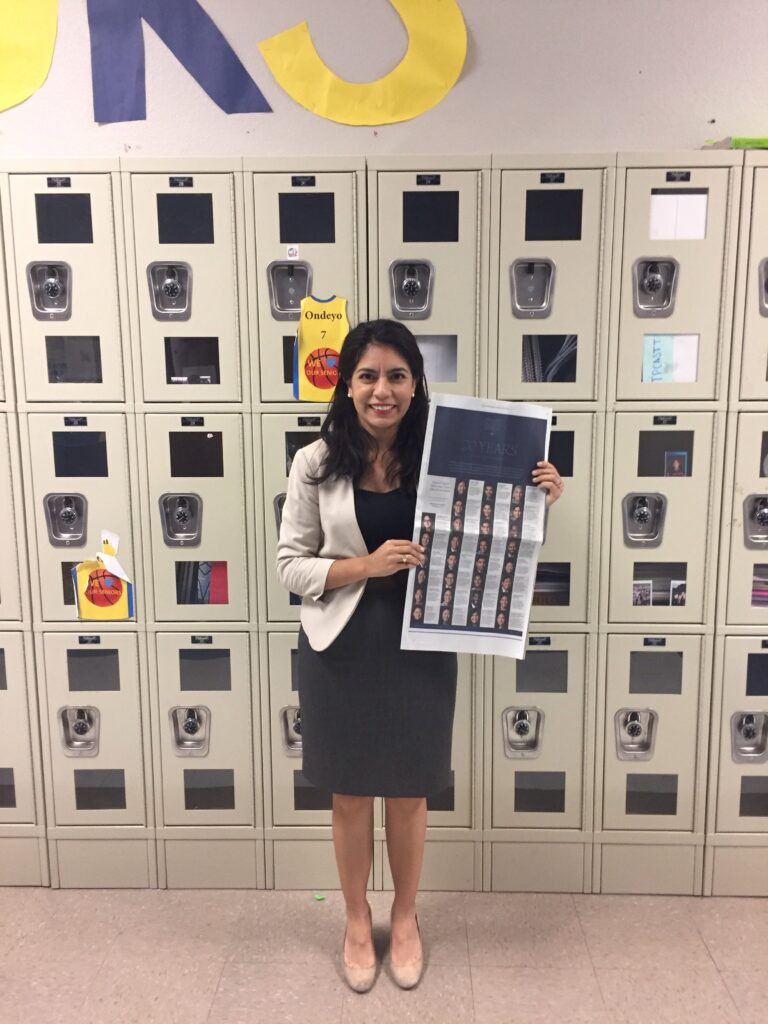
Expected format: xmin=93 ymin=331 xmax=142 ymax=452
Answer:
xmin=203 ymin=957 xmax=230 ymax=1024
xmin=569 ymin=891 xmax=612 ymax=1013
xmin=692 ymin=911 xmax=730 ymax=974
xmin=717 ymin=968 xmax=753 ymax=1021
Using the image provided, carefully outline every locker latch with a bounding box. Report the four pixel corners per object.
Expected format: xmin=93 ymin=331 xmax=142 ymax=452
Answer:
xmin=159 ymin=493 xmax=203 ymax=547
xmin=43 ymin=493 xmax=87 ymax=547
xmin=280 ymin=706 xmax=303 ymax=756
xmin=58 ymin=706 xmax=100 ymax=756
xmin=26 ymin=262 xmax=72 ymax=320
xmin=621 ymin=493 xmax=667 ymax=546
xmin=389 ymin=260 xmax=435 ymax=319
xmin=730 ymin=711 xmax=768 ymax=763
xmin=510 ymin=259 xmax=555 ymax=318
xmin=169 ymin=706 xmax=210 ymax=756
xmin=614 ymin=708 xmax=658 ymax=760
xmin=501 ymin=706 xmax=544 ymax=758
xmin=147 ymin=262 xmax=192 ymax=320
xmin=632 ymin=258 xmax=679 ymax=317
xmin=266 ymin=260 xmax=312 ymax=320
xmin=743 ymin=495 xmax=768 ymax=548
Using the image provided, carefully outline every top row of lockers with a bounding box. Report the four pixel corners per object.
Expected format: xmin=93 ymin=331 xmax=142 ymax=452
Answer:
xmin=0 ymin=152 xmax=766 ymax=408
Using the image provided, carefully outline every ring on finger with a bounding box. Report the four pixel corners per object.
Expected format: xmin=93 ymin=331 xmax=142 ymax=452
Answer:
xmin=401 ymin=554 xmax=408 ymax=563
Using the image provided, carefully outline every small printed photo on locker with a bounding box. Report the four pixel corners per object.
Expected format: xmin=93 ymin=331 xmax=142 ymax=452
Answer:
xmin=761 ymin=432 xmax=768 ymax=477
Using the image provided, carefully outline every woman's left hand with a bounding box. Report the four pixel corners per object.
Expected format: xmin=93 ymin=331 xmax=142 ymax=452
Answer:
xmin=532 ymin=461 xmax=565 ymax=508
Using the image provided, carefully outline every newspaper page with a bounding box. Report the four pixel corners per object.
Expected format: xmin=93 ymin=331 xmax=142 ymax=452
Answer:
xmin=401 ymin=394 xmax=552 ymax=659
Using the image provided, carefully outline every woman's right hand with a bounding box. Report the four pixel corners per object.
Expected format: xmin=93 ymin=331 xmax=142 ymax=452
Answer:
xmin=366 ymin=539 xmax=425 ymax=578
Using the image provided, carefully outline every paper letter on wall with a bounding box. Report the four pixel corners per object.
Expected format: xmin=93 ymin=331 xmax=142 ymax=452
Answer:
xmin=258 ymin=0 xmax=467 ymax=125
xmin=86 ymin=0 xmax=272 ymax=123
xmin=0 ymin=0 xmax=57 ymax=113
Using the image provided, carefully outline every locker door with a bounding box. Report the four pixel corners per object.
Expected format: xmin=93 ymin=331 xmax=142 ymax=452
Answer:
xmin=726 ymin=414 xmax=768 ymax=625
xmin=492 ymin=634 xmax=586 ymax=829
xmin=531 ymin=413 xmax=595 ymax=623
xmin=496 ymin=168 xmax=606 ymax=401
xmin=144 ymin=414 xmax=248 ymax=622
xmin=7 ymin=173 xmax=124 ymax=401
xmin=155 ymin=633 xmax=253 ymax=825
xmin=261 ymin=413 xmax=324 ymax=622
xmin=267 ymin=632 xmax=333 ymax=826
xmin=0 ymin=415 xmax=22 ymax=621
xmin=375 ymin=170 xmax=480 ymax=396
xmin=716 ymin=637 xmax=768 ymax=833
xmin=608 ymin=412 xmax=716 ymax=624
xmin=0 ymin=634 xmax=36 ymax=823
xmin=252 ymin=171 xmax=361 ymax=401
xmin=41 ymin=632 xmax=145 ymax=825
xmin=27 ymin=413 xmax=135 ymax=622
xmin=739 ymin=167 xmax=768 ymax=400
xmin=425 ymin=654 xmax=473 ymax=827
xmin=603 ymin=634 xmax=703 ymax=831
xmin=616 ymin=167 xmax=731 ymax=400
xmin=130 ymin=173 xmax=241 ymax=402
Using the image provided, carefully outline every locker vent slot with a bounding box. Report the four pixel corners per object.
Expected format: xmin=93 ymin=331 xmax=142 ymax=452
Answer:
xmin=179 ymin=648 xmax=232 ymax=691
xmin=74 ymin=768 xmax=126 ymax=810
xmin=183 ymin=768 xmax=235 ymax=810
xmin=67 ymin=649 xmax=120 ymax=692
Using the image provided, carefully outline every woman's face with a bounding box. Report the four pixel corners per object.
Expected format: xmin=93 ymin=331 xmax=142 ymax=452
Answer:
xmin=441 ymin=608 xmax=451 ymax=623
xmin=347 ymin=342 xmax=415 ymax=438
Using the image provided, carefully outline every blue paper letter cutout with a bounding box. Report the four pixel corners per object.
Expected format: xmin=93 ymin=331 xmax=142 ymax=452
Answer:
xmin=86 ymin=0 xmax=272 ymax=123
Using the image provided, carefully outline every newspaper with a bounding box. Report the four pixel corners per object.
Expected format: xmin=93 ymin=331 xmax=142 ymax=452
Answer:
xmin=401 ymin=394 xmax=551 ymax=659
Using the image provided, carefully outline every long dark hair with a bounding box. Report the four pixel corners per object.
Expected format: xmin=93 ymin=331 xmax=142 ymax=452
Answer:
xmin=312 ymin=319 xmax=429 ymax=491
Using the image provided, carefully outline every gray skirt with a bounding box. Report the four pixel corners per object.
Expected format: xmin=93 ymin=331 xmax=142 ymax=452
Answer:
xmin=297 ymin=578 xmax=457 ymax=798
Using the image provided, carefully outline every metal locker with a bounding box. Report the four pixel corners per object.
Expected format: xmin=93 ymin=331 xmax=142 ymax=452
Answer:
xmin=40 ymin=632 xmax=146 ymax=825
xmin=5 ymin=172 xmax=125 ymax=402
xmin=492 ymin=634 xmax=587 ymax=829
xmin=608 ymin=412 xmax=717 ymax=624
xmin=373 ymin=168 xmax=483 ymax=396
xmin=715 ymin=636 xmax=768 ymax=833
xmin=738 ymin=164 xmax=768 ymax=400
xmin=725 ymin=414 xmax=768 ymax=625
xmin=531 ymin=412 xmax=596 ymax=623
xmin=0 ymin=415 xmax=22 ymax=621
xmin=144 ymin=414 xmax=248 ymax=622
xmin=495 ymin=167 xmax=609 ymax=401
xmin=615 ymin=164 xmax=734 ymax=401
xmin=249 ymin=168 xmax=364 ymax=401
xmin=602 ymin=634 xmax=703 ymax=832
xmin=261 ymin=413 xmax=324 ymax=622
xmin=26 ymin=413 xmax=135 ymax=622
xmin=154 ymin=633 xmax=254 ymax=825
xmin=267 ymin=631 xmax=333 ymax=826
xmin=129 ymin=172 xmax=242 ymax=402
xmin=0 ymin=633 xmax=37 ymax=824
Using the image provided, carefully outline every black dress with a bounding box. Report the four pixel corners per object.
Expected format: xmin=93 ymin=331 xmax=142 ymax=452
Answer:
xmin=297 ymin=486 xmax=458 ymax=797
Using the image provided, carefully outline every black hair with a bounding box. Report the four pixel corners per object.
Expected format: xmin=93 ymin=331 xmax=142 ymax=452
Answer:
xmin=312 ymin=319 xmax=429 ymax=491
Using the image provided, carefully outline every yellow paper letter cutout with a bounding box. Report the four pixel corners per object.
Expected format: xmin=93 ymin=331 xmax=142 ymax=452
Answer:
xmin=258 ymin=0 xmax=466 ymax=126
xmin=0 ymin=0 xmax=58 ymax=113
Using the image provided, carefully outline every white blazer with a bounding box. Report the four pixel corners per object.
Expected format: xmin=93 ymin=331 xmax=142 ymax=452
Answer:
xmin=276 ymin=439 xmax=370 ymax=651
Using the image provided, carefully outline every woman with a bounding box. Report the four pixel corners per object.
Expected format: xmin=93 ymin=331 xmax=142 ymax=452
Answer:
xmin=276 ymin=319 xmax=563 ymax=993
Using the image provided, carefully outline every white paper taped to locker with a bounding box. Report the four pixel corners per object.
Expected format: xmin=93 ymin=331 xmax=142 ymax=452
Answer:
xmin=401 ymin=394 xmax=551 ymax=659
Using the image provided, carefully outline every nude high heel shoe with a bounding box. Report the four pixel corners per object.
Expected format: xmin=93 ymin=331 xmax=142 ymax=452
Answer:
xmin=342 ymin=905 xmax=376 ymax=993
xmin=390 ymin=913 xmax=423 ymax=990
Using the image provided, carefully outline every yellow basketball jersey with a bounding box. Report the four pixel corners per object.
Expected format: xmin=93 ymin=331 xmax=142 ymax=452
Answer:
xmin=293 ymin=295 xmax=349 ymax=401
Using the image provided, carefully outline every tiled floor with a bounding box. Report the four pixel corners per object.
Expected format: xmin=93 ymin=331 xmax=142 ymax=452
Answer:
xmin=1 ymin=888 xmax=767 ymax=1023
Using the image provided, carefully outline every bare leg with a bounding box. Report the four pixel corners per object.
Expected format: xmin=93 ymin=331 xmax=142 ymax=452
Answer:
xmin=384 ymin=796 xmax=427 ymax=962
xmin=332 ymin=793 xmax=375 ymax=968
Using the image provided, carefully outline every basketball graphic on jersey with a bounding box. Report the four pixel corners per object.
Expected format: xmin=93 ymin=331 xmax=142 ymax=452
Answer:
xmin=304 ymin=347 xmax=340 ymax=389
xmin=84 ymin=567 xmax=124 ymax=607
